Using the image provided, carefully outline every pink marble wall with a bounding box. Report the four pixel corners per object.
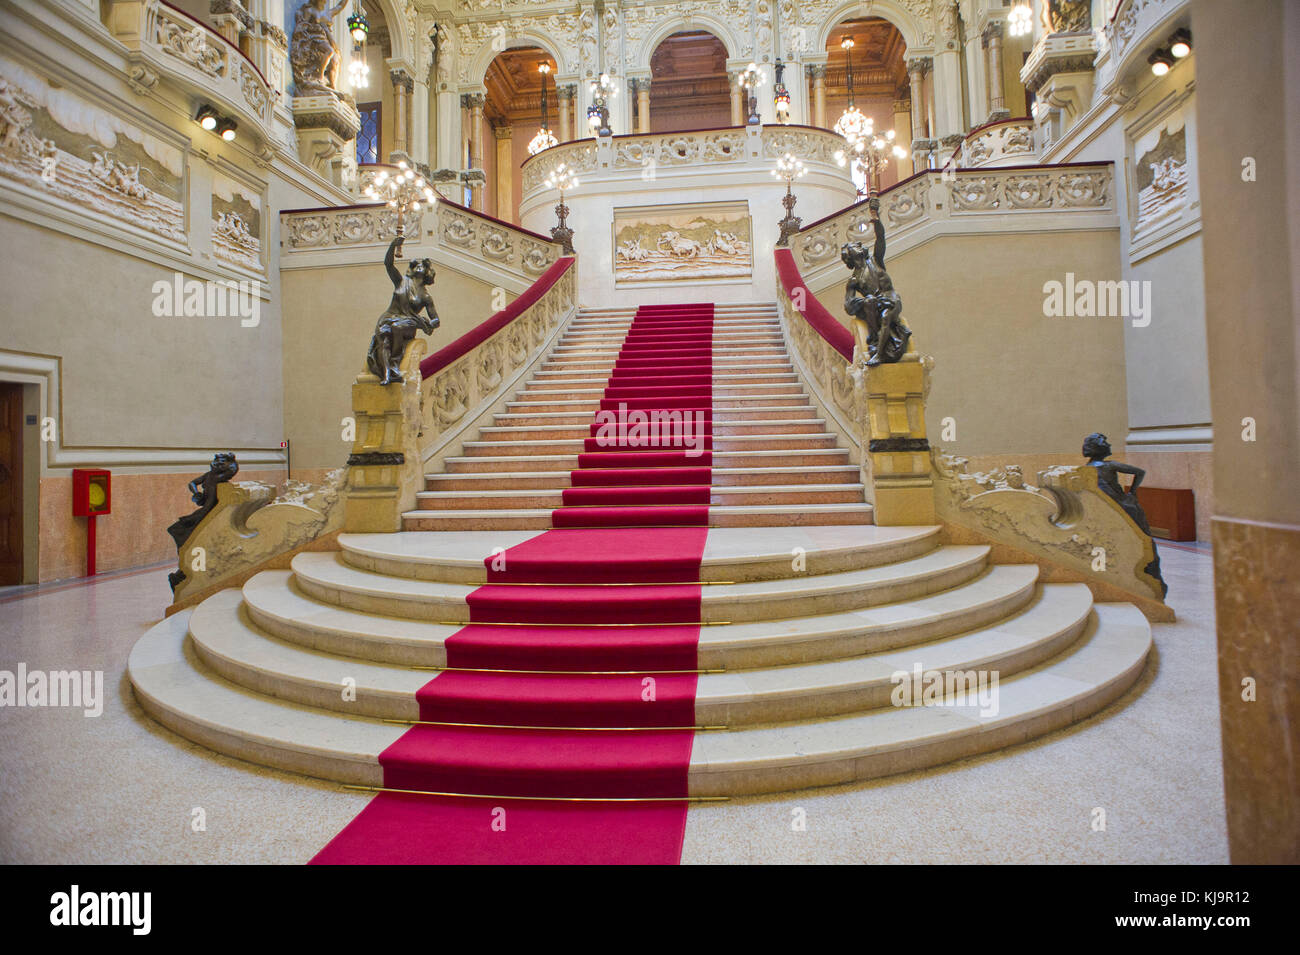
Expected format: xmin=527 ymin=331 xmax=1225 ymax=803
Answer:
xmin=38 ymin=468 xmax=287 ymax=583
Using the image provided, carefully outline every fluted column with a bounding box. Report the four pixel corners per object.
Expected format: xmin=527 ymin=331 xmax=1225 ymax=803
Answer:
xmin=466 ymin=92 xmax=485 ymax=210
xmin=984 ymin=22 xmax=1008 ymax=119
xmin=390 ymin=69 xmax=413 ymax=156
xmin=906 ymin=56 xmax=932 ymax=174
xmin=809 ymin=64 xmax=827 ymax=129
xmin=494 ymin=125 xmax=513 ymax=220
xmin=893 ymin=98 xmax=911 ymax=181
xmin=634 ymin=77 xmax=651 ymax=133
xmin=557 ymin=84 xmax=574 ymax=142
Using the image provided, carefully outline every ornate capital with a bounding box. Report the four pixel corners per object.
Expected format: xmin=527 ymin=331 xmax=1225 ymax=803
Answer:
xmin=463 ymin=92 xmax=486 ymax=109
xmin=807 ymin=64 xmax=827 ymax=80
xmin=390 ymin=69 xmax=414 ymax=93
xmin=493 ymin=125 xmax=513 ymax=140
xmin=982 ymin=21 xmax=1004 ymax=46
xmin=210 ymin=0 xmax=253 ymax=30
xmin=906 ymin=56 xmax=933 ymax=77
xmin=893 ymin=98 xmax=911 ymax=114
xmin=556 ymin=83 xmax=576 ymax=102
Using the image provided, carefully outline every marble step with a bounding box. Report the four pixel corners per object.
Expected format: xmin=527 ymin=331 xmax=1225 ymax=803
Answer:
xmin=242 ymin=561 xmax=1038 ymax=669
xmin=442 ymin=448 xmax=854 ymax=473
xmin=412 ymin=483 xmax=865 ymax=510
xmin=424 ymin=464 xmax=861 ymax=491
xmin=129 ymin=601 xmax=1148 ymax=795
xmin=532 ymin=370 xmax=799 ymax=386
xmin=459 ymin=433 xmax=841 ymax=456
xmin=289 ymin=544 xmax=983 ymax=624
xmin=490 ymin=406 xmax=816 ymax=426
xmin=475 ymin=419 xmax=828 ymax=440
xmin=185 ymin=582 xmax=1093 ymax=726
xmin=400 ymin=502 xmax=875 ymax=530
xmin=507 ymin=394 xmax=811 ymax=412
xmin=336 ymin=525 xmax=941 ymax=585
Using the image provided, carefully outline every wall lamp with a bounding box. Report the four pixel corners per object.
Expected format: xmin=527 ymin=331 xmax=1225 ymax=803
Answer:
xmin=195 ymin=105 xmax=238 ymax=142
xmin=1148 ymin=29 xmax=1191 ymax=77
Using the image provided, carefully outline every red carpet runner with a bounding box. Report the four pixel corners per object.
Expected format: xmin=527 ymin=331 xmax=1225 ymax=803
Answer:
xmin=312 ymin=303 xmax=715 ymax=864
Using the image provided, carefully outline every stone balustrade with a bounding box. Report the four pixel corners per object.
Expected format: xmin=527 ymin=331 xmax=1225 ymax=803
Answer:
xmin=942 ymin=117 xmax=1038 ymax=170
xmin=791 ymin=162 xmax=1116 ymax=288
xmin=281 ymin=193 xmax=561 ymax=280
xmin=105 ymin=0 xmax=278 ymax=140
xmin=519 ymin=124 xmax=853 ymax=208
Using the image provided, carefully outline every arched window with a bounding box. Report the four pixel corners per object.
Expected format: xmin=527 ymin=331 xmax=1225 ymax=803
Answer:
xmin=648 ymin=31 xmax=730 ymax=133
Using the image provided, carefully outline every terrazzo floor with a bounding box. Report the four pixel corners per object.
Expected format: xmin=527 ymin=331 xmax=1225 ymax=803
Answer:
xmin=0 ymin=544 xmax=1228 ymax=864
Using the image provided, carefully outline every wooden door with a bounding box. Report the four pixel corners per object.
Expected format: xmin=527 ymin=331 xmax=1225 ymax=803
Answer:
xmin=0 ymin=383 xmax=23 ymax=585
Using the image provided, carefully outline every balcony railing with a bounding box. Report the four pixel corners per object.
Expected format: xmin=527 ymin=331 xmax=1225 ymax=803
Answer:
xmin=790 ymin=162 xmax=1116 ymax=283
xmin=106 ymin=0 xmax=277 ymax=138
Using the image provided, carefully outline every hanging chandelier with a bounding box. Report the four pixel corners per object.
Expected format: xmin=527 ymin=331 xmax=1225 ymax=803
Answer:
xmin=834 ymin=37 xmax=869 ymax=145
xmin=347 ymin=1 xmax=369 ymax=42
xmin=528 ymin=62 xmax=558 ymax=155
xmin=346 ymin=2 xmax=369 ymax=88
xmin=348 ymin=43 xmax=369 ymax=88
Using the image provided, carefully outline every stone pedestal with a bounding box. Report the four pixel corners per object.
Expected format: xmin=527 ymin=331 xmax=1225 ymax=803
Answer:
xmin=343 ymin=341 xmax=426 ymax=533
xmin=292 ymin=94 xmax=362 ymax=188
xmin=861 ymin=360 xmax=935 ymax=525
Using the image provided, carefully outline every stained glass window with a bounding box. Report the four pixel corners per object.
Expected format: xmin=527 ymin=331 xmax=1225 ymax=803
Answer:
xmin=356 ymin=103 xmax=381 ymax=165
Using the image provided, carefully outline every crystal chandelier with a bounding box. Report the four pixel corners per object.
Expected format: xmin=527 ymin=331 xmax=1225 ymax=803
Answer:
xmin=348 ymin=43 xmax=369 ymax=88
xmin=835 ymin=123 xmax=908 ymax=197
xmin=1008 ymin=4 xmax=1032 ymax=38
xmin=834 ymin=37 xmax=869 ymax=145
xmin=364 ymin=160 xmax=436 ymax=249
xmin=528 ymin=62 xmax=558 ymax=155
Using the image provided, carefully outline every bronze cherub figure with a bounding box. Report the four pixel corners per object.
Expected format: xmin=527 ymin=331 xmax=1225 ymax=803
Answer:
xmin=366 ymin=235 xmax=440 ymax=385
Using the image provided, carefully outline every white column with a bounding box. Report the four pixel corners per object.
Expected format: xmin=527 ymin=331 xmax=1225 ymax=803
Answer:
xmin=556 ymin=83 xmax=575 ymax=142
xmin=410 ymin=77 xmax=430 ymax=165
xmin=984 ymin=22 xmax=1008 ymax=119
xmin=965 ymin=23 xmax=988 ymax=127
xmin=809 ymin=64 xmax=827 ymax=129
xmin=436 ymin=89 xmax=460 ymax=169
xmin=634 ymin=78 xmax=650 ymax=133
xmin=388 ymin=65 xmax=413 ymax=156
xmin=932 ymin=49 xmax=966 ymax=138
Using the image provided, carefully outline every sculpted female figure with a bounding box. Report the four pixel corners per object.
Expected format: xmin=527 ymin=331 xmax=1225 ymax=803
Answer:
xmin=1083 ymin=432 xmax=1167 ymax=596
xmin=290 ymin=0 xmax=349 ymax=95
xmin=366 ymin=236 xmax=440 ymax=385
xmin=842 ymin=197 xmax=911 ymax=366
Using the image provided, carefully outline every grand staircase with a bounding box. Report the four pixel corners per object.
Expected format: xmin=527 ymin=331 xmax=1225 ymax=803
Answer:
xmin=129 ymin=302 xmax=1151 ymax=802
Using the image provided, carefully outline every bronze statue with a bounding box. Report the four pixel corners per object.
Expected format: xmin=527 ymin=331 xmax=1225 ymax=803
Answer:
xmin=842 ymin=197 xmax=911 ymax=366
xmin=290 ymin=0 xmax=348 ymax=96
xmin=366 ymin=235 xmax=439 ymax=385
xmin=167 ymin=452 xmax=239 ymax=591
xmin=1083 ymin=433 xmax=1167 ymax=596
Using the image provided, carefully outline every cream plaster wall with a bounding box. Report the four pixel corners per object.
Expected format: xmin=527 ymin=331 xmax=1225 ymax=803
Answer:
xmin=812 ymin=229 xmax=1128 ymax=457
xmin=280 ymin=255 xmax=503 ymax=470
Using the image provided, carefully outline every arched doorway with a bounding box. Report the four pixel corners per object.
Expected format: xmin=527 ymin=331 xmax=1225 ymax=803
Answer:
xmin=647 ymin=31 xmax=730 ymax=133
xmin=823 ymin=16 xmax=910 ymax=192
xmin=483 ymin=46 xmax=557 ymax=222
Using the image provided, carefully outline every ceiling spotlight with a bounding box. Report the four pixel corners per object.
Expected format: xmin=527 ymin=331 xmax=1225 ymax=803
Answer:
xmin=215 ymin=118 xmax=237 ymax=141
xmin=195 ymin=105 xmax=219 ymax=131
xmin=1148 ymin=50 xmax=1174 ymax=76
xmin=1168 ymin=28 xmax=1191 ymax=58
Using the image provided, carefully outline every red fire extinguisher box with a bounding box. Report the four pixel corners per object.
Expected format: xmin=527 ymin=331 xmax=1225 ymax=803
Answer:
xmin=72 ymin=468 xmax=112 ymax=517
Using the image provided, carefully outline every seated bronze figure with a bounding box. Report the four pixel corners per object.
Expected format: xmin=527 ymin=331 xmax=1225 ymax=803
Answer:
xmin=366 ymin=236 xmax=440 ymax=385
xmin=842 ymin=198 xmax=911 ymax=366
xmin=167 ymin=452 xmax=239 ymax=591
xmin=1083 ymin=432 xmax=1167 ymax=596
